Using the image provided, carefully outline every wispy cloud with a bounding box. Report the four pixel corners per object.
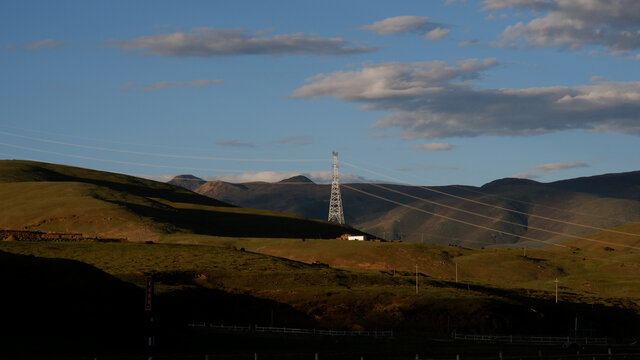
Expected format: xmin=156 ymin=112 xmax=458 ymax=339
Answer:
xmin=109 ymin=27 xmax=378 ymax=57
xmin=512 ymin=162 xmax=589 ymax=179
xmin=413 ymin=143 xmax=454 ymax=151
xmin=484 ymin=0 xmax=640 ymax=58
xmin=276 ymin=135 xmax=312 ymax=146
xmin=24 ymin=39 xmax=68 ymax=50
xmin=361 ymin=16 xmax=450 ymax=40
xmin=217 ymin=140 xmax=255 ymax=148
xmin=120 ymin=79 xmax=224 ymax=92
xmin=292 ymin=59 xmax=640 ymax=139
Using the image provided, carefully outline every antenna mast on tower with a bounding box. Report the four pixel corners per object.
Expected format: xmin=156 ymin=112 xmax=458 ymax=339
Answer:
xmin=328 ymin=151 xmax=345 ymax=224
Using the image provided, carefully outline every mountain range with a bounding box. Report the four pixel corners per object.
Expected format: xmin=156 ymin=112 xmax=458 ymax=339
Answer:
xmin=170 ymin=171 xmax=640 ymax=248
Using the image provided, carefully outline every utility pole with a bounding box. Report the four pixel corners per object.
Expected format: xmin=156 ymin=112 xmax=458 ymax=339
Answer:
xmin=327 ymin=151 xmax=344 ymax=224
xmin=555 ymin=278 xmax=559 ymax=303
xmin=455 ymin=262 xmax=458 ymax=283
xmin=415 ymin=265 xmax=419 ymax=294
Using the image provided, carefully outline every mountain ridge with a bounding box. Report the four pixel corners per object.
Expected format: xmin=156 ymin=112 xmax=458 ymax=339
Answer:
xmin=171 ymin=170 xmax=640 ymax=248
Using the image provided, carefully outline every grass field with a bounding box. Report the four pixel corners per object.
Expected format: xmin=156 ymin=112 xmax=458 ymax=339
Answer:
xmin=1 ymin=160 xmax=639 ymax=337
xmin=1 ymin=236 xmax=639 ymax=335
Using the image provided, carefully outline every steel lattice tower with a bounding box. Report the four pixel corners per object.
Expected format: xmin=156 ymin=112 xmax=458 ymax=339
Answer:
xmin=327 ymin=151 xmax=345 ymax=224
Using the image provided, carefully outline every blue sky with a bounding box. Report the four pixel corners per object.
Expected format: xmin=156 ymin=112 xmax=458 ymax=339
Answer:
xmin=1 ymin=0 xmax=639 ymax=186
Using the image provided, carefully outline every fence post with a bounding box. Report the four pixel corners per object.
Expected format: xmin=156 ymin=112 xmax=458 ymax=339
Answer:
xmin=254 ymin=352 xmax=258 ymax=360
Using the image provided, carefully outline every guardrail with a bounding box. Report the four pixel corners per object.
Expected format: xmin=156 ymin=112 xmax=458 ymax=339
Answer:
xmin=188 ymin=323 xmax=393 ymax=337
xmin=454 ymin=333 xmax=608 ymax=345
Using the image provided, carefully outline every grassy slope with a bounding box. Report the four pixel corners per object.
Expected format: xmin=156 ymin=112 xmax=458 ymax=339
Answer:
xmin=0 ymin=160 xmax=362 ymax=241
xmin=1 ymin=239 xmax=638 ymax=335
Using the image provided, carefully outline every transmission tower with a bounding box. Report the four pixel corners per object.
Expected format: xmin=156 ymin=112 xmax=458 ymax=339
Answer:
xmin=328 ymin=151 xmax=345 ymax=224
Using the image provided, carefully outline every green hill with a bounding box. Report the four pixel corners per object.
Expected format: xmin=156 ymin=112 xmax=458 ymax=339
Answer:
xmin=0 ymin=160 xmax=364 ymax=241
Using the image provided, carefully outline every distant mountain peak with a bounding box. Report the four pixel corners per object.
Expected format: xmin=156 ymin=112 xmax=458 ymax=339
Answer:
xmin=481 ymin=177 xmax=540 ymax=189
xmin=168 ymin=174 xmax=206 ymax=191
xmin=278 ymin=175 xmax=315 ymax=184
xmin=172 ymin=174 xmax=203 ymax=181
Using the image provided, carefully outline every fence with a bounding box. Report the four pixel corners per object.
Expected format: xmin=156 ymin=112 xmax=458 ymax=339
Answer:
xmin=453 ymin=333 xmax=608 ymax=345
xmin=187 ymin=322 xmax=393 ymax=337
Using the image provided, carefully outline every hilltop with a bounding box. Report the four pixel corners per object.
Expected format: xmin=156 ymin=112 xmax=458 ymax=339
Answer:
xmin=278 ymin=175 xmax=315 ymax=184
xmin=174 ymin=171 xmax=640 ymax=248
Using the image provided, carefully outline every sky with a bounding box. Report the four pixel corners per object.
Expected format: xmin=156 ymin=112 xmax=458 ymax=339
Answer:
xmin=1 ymin=0 xmax=639 ymax=186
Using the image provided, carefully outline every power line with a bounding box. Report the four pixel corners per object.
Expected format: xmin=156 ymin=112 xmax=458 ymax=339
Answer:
xmin=344 ymin=184 xmax=640 ymax=268
xmin=0 ymin=131 xmax=326 ymax=163
xmin=342 ymin=184 xmax=569 ymax=249
xmin=0 ymin=142 xmax=249 ymax=173
xmin=368 ymin=183 xmax=640 ymax=251
xmin=450 ymin=184 xmax=634 ymax=224
xmin=342 ymin=160 xmax=640 ymax=238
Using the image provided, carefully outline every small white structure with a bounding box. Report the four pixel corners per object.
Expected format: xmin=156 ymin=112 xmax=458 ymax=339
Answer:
xmin=347 ymin=235 xmax=367 ymax=241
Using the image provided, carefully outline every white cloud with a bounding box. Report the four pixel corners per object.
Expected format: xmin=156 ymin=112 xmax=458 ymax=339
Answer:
xmin=425 ymin=27 xmax=451 ymax=40
xmin=120 ymin=79 xmax=224 ymax=92
xmin=484 ymin=0 xmax=640 ymax=56
xmin=292 ymin=58 xmax=498 ymax=102
xmin=203 ymin=171 xmax=370 ymax=184
xmin=361 ymin=16 xmax=450 ymax=40
xmin=413 ymin=143 xmax=454 ymax=151
xmin=24 ymin=39 xmax=68 ymax=50
xmin=512 ymin=161 xmax=589 ymax=179
xmin=110 ymin=28 xmax=377 ymax=57
xmin=292 ymin=59 xmax=640 ymax=138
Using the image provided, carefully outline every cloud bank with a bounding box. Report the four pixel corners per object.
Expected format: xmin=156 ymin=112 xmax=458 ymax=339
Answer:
xmin=361 ymin=16 xmax=450 ymax=40
xmin=484 ymin=0 xmax=640 ymax=57
xmin=110 ymin=28 xmax=377 ymax=57
xmin=512 ymin=161 xmax=589 ymax=179
xmin=292 ymin=59 xmax=640 ymax=138
xmin=204 ymin=171 xmax=369 ymax=184
xmin=121 ymin=79 xmax=224 ymax=92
